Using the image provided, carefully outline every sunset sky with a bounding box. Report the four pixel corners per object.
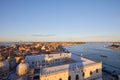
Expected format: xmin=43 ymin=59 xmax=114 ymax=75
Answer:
xmin=0 ymin=0 xmax=120 ymax=42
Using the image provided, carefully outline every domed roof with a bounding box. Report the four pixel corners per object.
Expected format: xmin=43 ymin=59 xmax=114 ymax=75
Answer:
xmin=16 ymin=60 xmax=29 ymax=76
xmin=0 ymin=54 xmax=9 ymax=73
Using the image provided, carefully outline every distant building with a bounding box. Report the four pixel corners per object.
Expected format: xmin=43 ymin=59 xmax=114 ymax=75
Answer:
xmin=0 ymin=53 xmax=10 ymax=79
xmin=7 ymin=56 xmax=16 ymax=69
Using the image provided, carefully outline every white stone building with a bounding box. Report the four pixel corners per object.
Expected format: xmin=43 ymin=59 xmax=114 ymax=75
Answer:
xmin=24 ymin=52 xmax=102 ymax=80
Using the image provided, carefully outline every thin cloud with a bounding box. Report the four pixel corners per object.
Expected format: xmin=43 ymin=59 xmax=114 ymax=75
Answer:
xmin=15 ymin=34 xmax=26 ymax=37
xmin=32 ymin=34 xmax=55 ymax=37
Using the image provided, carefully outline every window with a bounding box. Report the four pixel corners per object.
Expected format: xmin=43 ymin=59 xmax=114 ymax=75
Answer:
xmin=83 ymin=72 xmax=85 ymax=77
xmin=90 ymin=71 xmax=92 ymax=75
xmin=33 ymin=75 xmax=39 ymax=79
xmin=68 ymin=76 xmax=71 ymax=80
xmin=76 ymin=74 xmax=79 ymax=80
xmin=96 ymin=69 xmax=99 ymax=73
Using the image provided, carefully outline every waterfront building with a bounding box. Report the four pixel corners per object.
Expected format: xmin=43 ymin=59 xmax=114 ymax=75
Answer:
xmin=23 ymin=52 xmax=102 ymax=80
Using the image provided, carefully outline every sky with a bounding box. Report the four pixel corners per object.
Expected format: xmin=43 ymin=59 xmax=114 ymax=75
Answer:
xmin=0 ymin=0 xmax=120 ymax=42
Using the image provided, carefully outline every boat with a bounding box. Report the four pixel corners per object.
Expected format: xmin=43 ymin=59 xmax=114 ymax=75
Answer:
xmin=100 ymin=54 xmax=107 ymax=58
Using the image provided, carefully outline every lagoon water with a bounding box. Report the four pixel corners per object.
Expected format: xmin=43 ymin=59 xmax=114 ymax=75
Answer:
xmin=65 ymin=43 xmax=120 ymax=74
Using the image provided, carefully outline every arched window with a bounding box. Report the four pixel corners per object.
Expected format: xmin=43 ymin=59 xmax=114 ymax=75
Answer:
xmin=90 ymin=71 xmax=92 ymax=75
xmin=68 ymin=76 xmax=71 ymax=80
xmin=76 ymin=74 xmax=79 ymax=80
xmin=83 ymin=72 xmax=85 ymax=77
xmin=96 ymin=69 xmax=99 ymax=73
xmin=59 ymin=78 xmax=62 ymax=80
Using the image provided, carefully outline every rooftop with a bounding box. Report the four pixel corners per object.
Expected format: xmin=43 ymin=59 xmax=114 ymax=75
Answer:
xmin=41 ymin=55 xmax=98 ymax=75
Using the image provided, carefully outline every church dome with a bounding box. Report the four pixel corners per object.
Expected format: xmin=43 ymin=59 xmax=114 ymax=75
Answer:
xmin=16 ymin=60 xmax=29 ymax=76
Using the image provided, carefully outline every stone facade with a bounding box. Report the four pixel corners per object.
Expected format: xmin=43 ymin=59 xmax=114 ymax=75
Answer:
xmin=40 ymin=62 xmax=102 ymax=80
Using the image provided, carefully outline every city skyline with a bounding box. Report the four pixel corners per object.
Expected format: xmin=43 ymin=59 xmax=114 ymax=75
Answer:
xmin=0 ymin=0 xmax=120 ymax=42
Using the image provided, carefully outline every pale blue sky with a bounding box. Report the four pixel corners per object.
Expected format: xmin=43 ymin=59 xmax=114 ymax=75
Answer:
xmin=0 ymin=0 xmax=120 ymax=42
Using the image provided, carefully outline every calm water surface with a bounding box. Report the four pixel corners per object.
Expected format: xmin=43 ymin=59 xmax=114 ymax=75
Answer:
xmin=65 ymin=43 xmax=120 ymax=74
